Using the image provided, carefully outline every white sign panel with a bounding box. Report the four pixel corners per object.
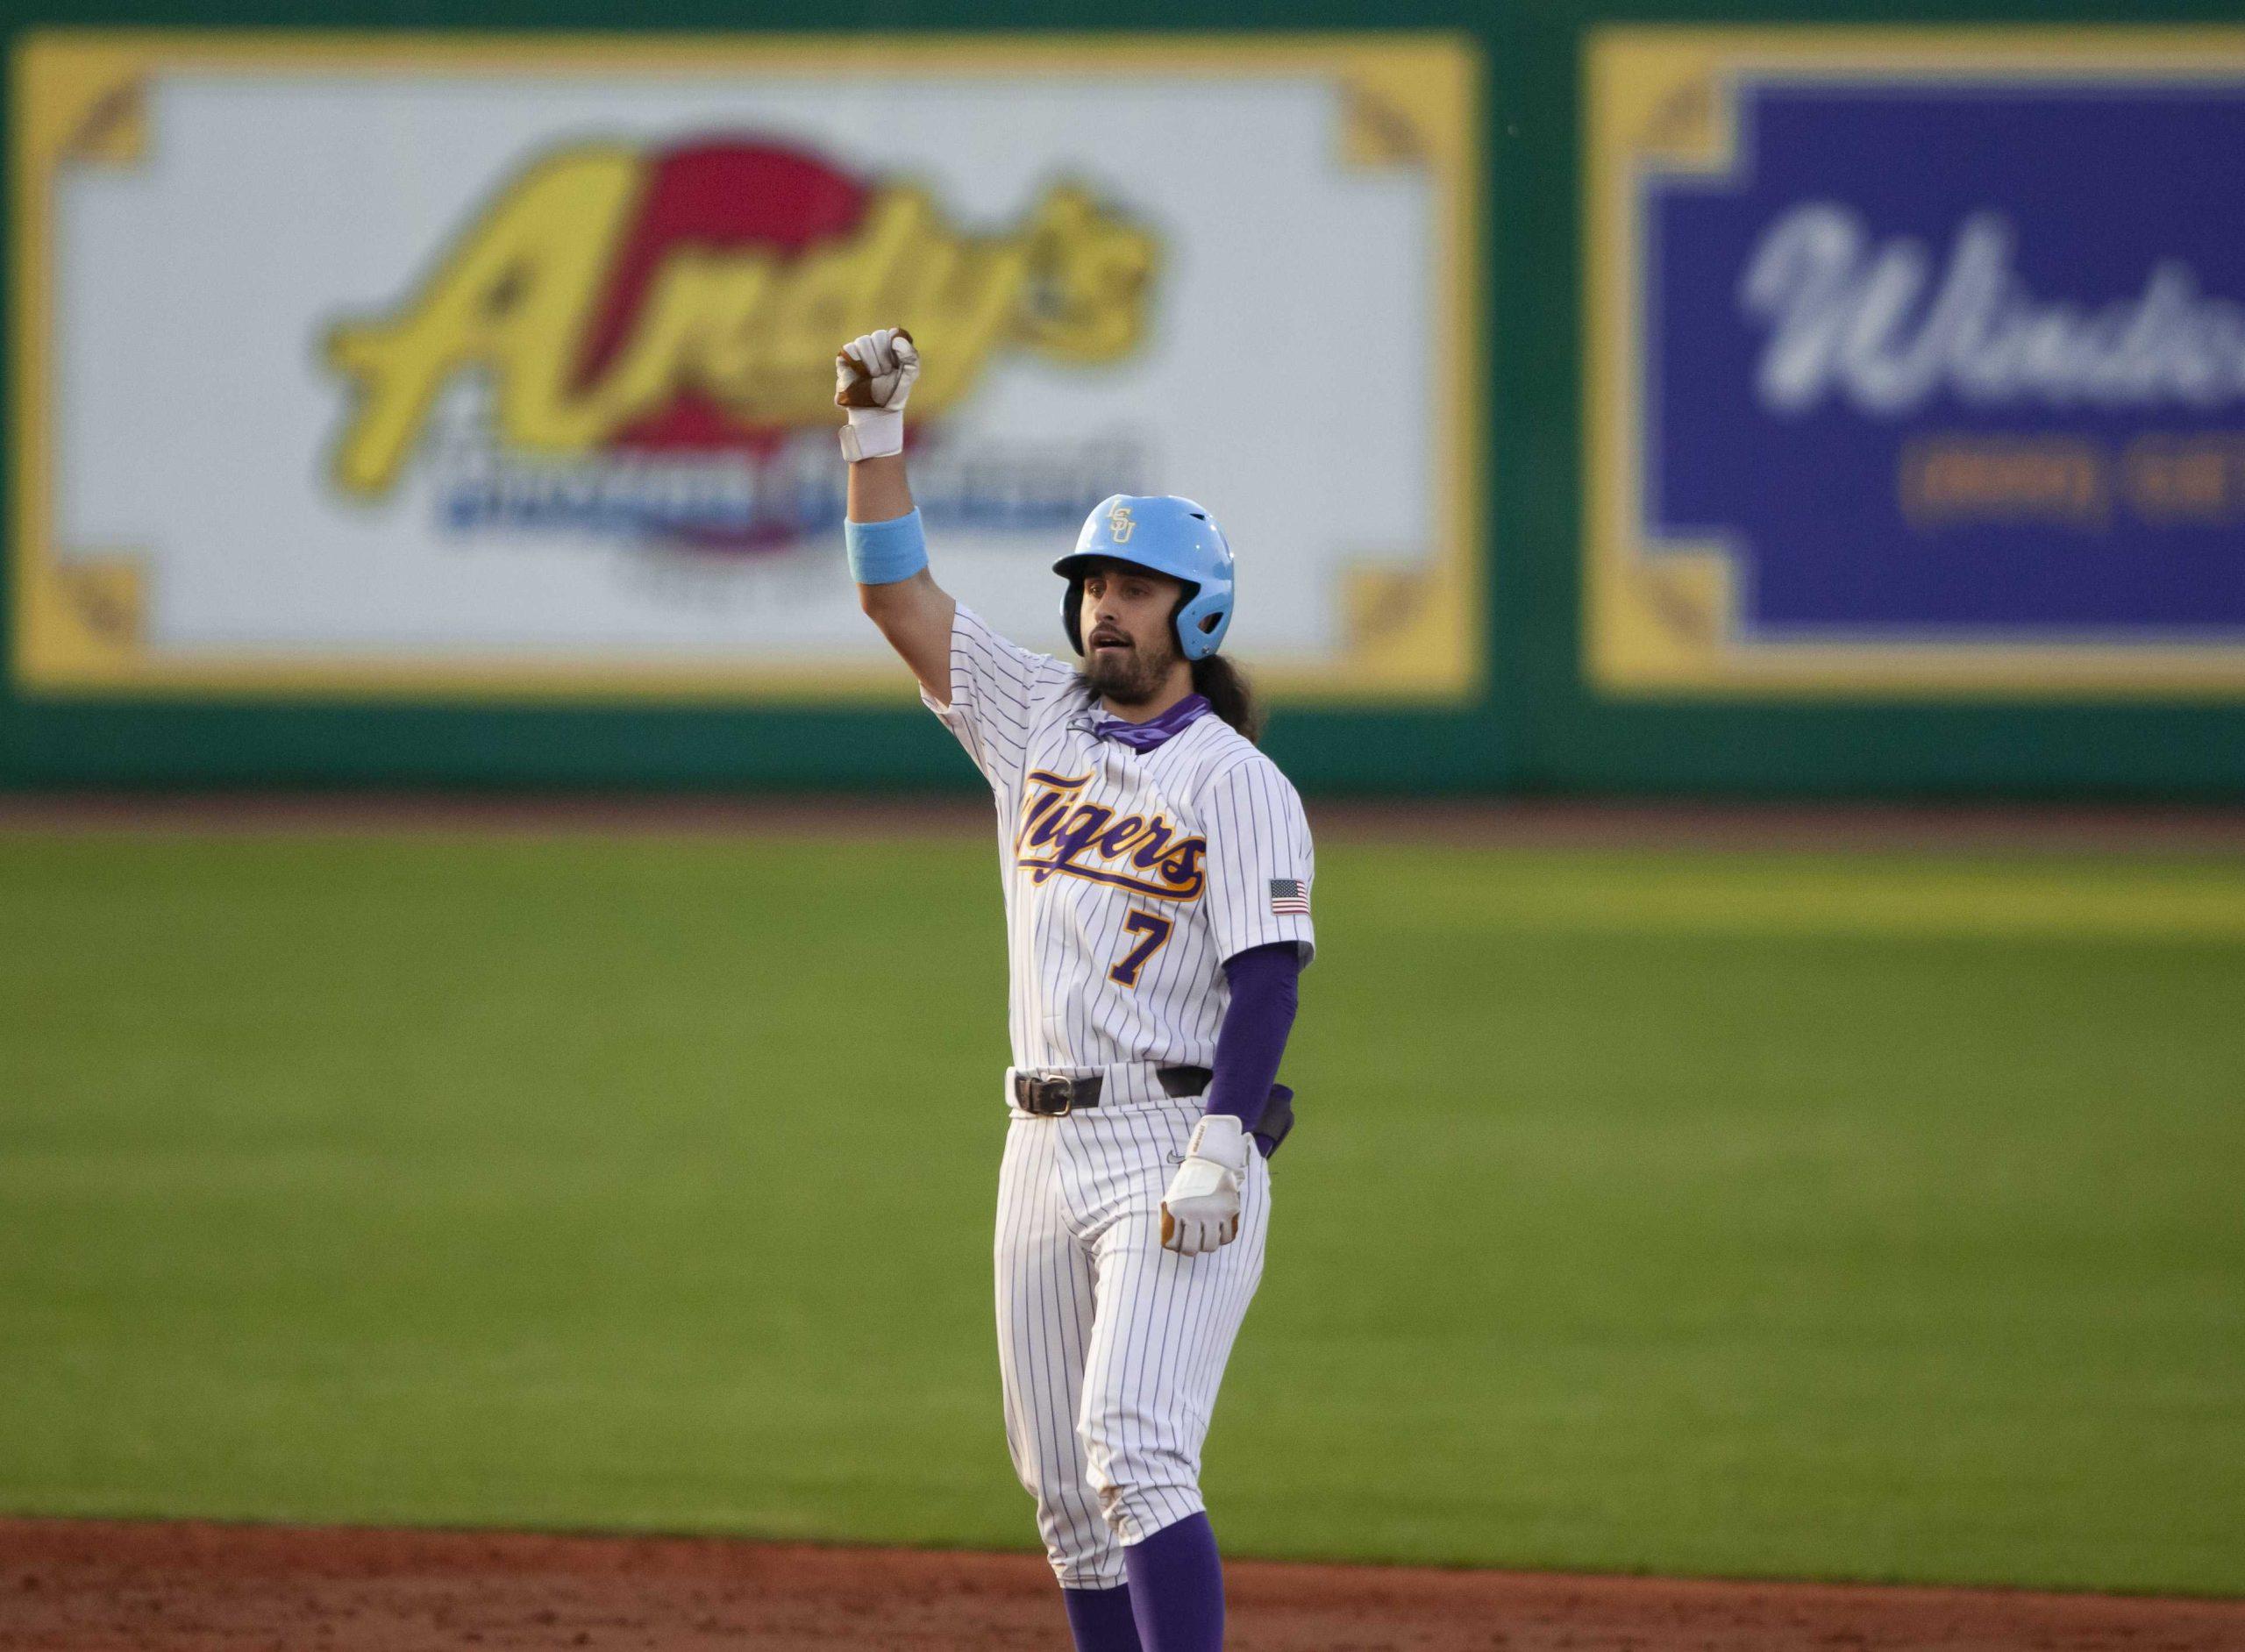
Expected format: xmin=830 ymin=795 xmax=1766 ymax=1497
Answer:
xmin=15 ymin=34 xmax=1481 ymax=701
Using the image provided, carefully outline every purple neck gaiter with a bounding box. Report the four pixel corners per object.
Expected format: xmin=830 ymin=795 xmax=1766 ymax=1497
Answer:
xmin=1092 ymin=693 xmax=1211 ymax=751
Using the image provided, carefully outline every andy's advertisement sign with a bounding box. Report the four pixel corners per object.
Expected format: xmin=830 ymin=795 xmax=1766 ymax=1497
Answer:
xmin=328 ymin=139 xmax=1152 ymax=546
xmin=1587 ymin=31 xmax=2245 ymax=696
xmin=16 ymin=35 xmax=1479 ymax=701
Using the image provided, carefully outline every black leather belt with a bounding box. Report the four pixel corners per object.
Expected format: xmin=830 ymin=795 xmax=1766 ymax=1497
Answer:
xmin=1013 ymin=1065 xmax=1211 ymax=1116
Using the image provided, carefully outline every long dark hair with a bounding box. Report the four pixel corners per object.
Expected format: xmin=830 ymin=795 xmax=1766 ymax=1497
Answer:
xmin=1191 ymin=652 xmax=1264 ymax=745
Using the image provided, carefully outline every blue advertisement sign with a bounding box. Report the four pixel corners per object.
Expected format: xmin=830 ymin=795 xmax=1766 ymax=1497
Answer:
xmin=1586 ymin=32 xmax=2245 ymax=695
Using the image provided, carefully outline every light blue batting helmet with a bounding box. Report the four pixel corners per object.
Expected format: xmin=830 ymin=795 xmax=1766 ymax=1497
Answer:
xmin=1052 ymin=495 xmax=1236 ymax=660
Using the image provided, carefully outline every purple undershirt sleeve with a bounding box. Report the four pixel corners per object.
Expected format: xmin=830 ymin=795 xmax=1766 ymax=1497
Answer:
xmin=1203 ymin=941 xmax=1301 ymax=1152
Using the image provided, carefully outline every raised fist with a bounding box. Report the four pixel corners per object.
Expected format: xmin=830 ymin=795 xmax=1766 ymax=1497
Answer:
xmin=836 ymin=327 xmax=920 ymax=413
xmin=835 ymin=327 xmax=918 ymax=463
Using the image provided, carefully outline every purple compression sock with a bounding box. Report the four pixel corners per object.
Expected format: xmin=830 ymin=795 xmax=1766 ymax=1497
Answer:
xmin=1062 ymin=1584 xmax=1144 ymax=1652
xmin=1123 ymin=1512 xmax=1224 ymax=1652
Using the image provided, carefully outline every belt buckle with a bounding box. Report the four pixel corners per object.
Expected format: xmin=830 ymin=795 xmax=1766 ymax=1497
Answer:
xmin=1023 ymin=1072 xmax=1073 ymax=1116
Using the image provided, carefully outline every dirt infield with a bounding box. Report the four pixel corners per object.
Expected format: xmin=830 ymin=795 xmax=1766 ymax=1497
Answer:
xmin=2 ymin=1520 xmax=2239 ymax=1652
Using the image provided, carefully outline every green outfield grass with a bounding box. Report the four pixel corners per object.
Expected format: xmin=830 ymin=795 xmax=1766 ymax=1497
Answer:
xmin=1 ymin=830 xmax=2239 ymax=1593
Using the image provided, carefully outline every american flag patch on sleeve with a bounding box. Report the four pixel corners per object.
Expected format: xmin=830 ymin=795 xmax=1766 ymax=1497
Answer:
xmin=1269 ymin=878 xmax=1310 ymax=916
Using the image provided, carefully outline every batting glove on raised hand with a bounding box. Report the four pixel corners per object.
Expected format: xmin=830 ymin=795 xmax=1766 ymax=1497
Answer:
xmin=1160 ymin=1114 xmax=1252 ymax=1257
xmin=834 ymin=326 xmax=919 ymax=462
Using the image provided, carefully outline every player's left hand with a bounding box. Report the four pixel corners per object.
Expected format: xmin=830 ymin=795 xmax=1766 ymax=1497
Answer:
xmin=1160 ymin=1114 xmax=1251 ymax=1256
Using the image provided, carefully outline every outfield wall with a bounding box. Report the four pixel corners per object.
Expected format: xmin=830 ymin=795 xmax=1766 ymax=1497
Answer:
xmin=6 ymin=3 xmax=2244 ymax=797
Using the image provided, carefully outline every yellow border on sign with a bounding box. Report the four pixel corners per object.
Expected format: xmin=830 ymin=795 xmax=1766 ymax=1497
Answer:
xmin=12 ymin=29 xmax=1482 ymax=704
xmin=1584 ymin=26 xmax=2245 ymax=699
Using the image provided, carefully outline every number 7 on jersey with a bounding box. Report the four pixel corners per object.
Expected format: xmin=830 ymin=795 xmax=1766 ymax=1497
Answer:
xmin=1107 ymin=911 xmax=1175 ymax=987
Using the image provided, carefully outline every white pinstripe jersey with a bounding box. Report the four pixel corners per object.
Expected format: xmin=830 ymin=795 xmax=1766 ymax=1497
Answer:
xmin=922 ymin=604 xmax=1316 ymax=1075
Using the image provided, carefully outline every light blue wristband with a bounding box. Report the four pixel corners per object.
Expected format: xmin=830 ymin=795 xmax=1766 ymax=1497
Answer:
xmin=845 ymin=508 xmax=930 ymax=585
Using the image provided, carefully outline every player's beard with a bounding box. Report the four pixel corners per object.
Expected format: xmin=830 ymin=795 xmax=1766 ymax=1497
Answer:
xmin=1081 ymin=632 xmax=1181 ymax=708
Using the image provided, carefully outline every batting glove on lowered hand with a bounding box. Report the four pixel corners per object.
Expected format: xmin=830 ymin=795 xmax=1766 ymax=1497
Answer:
xmin=1160 ymin=1114 xmax=1252 ymax=1257
xmin=834 ymin=326 xmax=919 ymax=462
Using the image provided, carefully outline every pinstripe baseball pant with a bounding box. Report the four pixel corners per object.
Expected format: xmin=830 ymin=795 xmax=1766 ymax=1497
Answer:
xmin=994 ymin=1093 xmax=1271 ymax=1588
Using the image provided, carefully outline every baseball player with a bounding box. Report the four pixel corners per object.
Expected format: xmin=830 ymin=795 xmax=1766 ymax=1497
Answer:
xmin=836 ymin=328 xmax=1313 ymax=1652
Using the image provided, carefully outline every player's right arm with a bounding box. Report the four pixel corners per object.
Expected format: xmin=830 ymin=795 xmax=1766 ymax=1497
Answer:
xmin=838 ymin=327 xmax=1075 ymax=790
xmin=837 ymin=328 xmax=956 ymax=706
